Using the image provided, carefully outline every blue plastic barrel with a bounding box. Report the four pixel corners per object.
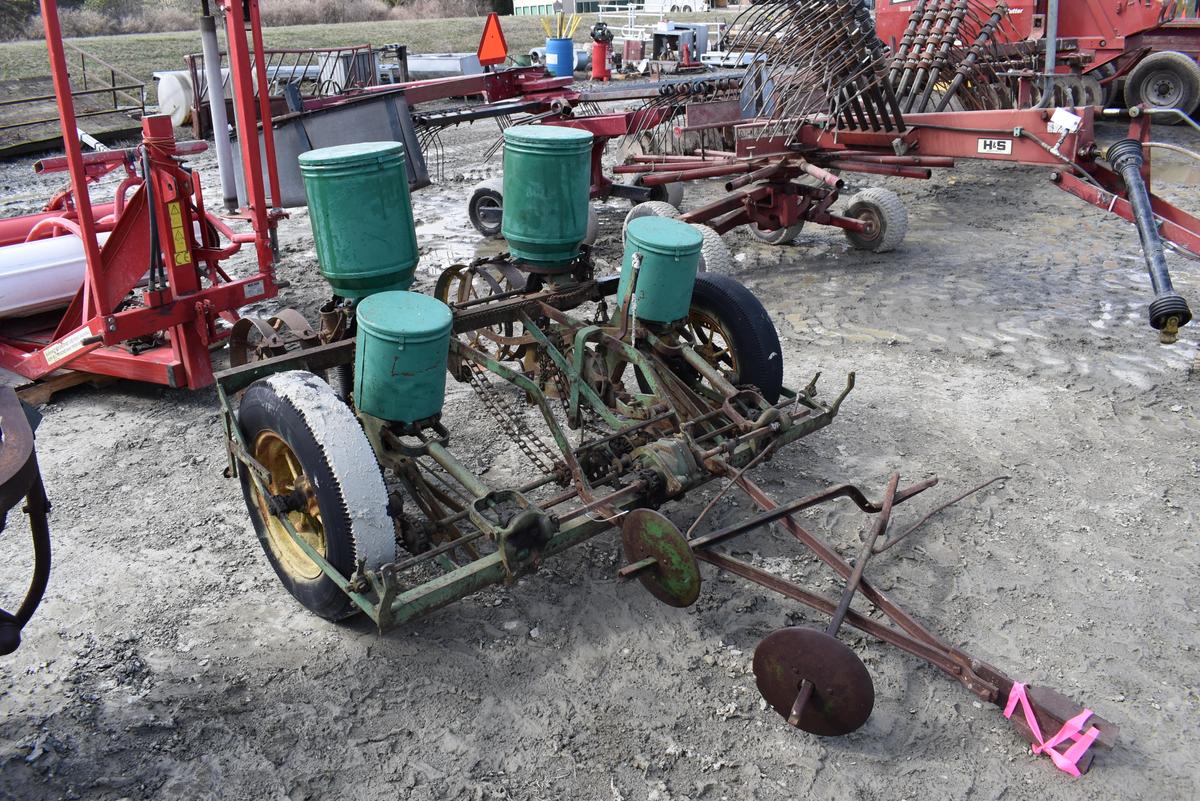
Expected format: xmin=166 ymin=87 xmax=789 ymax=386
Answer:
xmin=545 ymin=37 xmax=575 ymax=77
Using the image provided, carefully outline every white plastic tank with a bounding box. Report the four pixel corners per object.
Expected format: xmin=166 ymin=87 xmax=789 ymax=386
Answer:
xmin=0 ymin=233 xmax=113 ymax=319
xmin=154 ymin=69 xmax=233 ymax=127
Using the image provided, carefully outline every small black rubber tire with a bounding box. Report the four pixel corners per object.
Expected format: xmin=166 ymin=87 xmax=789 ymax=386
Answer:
xmin=628 ymin=177 xmax=684 ymax=209
xmin=237 ymin=371 xmax=394 ymax=621
xmin=843 ymin=187 xmax=908 ymax=253
xmin=690 ymin=273 xmax=783 ymax=402
xmin=468 ymin=178 xmax=504 ymax=238
xmin=1126 ymin=51 xmax=1200 ymax=122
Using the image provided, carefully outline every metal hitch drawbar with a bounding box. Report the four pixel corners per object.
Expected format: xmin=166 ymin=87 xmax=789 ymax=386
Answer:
xmin=618 ymin=471 xmax=1118 ymax=775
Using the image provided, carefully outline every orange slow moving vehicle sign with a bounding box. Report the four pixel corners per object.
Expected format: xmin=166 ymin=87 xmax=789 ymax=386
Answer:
xmin=477 ymin=12 xmax=508 ymax=67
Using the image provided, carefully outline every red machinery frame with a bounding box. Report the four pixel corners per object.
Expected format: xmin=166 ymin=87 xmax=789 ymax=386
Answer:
xmin=659 ymin=106 xmax=1200 ymax=248
xmin=0 ymin=0 xmax=281 ymax=390
xmin=876 ymin=0 xmax=1189 ymax=72
xmin=875 ymin=0 xmax=1200 ymax=112
xmin=632 ymin=103 xmax=1197 ymax=339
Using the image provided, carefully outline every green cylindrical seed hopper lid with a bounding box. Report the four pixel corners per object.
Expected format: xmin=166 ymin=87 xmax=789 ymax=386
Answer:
xmin=625 ymin=216 xmax=704 ymax=255
xmin=354 ymin=291 xmax=453 ymax=424
xmin=357 ymin=290 xmax=452 ymax=344
xmin=616 ymin=216 xmax=704 ymax=326
xmin=299 ymin=141 xmax=408 ymax=170
xmin=502 ymin=125 xmax=593 ymax=151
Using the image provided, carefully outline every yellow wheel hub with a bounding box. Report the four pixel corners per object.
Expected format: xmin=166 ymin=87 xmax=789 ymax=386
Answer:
xmin=250 ymin=431 xmax=326 ymax=581
xmin=686 ymin=308 xmax=740 ymax=384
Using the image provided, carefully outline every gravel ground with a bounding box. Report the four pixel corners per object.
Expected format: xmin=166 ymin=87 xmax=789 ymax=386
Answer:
xmin=0 ymin=112 xmax=1197 ymax=801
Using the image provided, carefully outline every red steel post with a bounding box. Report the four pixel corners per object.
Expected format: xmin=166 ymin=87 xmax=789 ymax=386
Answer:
xmin=220 ymin=0 xmax=273 ymax=270
xmin=38 ymin=0 xmax=103 ymax=321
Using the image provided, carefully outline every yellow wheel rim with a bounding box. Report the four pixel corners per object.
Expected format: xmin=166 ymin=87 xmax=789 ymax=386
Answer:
xmin=685 ymin=308 xmax=740 ymax=385
xmin=250 ymin=431 xmax=326 ymax=581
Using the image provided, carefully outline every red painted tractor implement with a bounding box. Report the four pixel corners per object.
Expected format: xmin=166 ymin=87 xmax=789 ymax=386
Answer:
xmin=615 ymin=0 xmax=1198 ymax=341
xmin=0 ymin=0 xmax=282 ymax=392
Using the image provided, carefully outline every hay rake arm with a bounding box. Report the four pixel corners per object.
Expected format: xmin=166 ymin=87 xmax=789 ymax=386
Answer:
xmin=607 ymin=0 xmax=1198 ymax=340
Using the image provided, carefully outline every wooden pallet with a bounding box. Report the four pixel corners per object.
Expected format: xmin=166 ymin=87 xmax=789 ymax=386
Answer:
xmin=13 ymin=371 xmax=115 ymax=406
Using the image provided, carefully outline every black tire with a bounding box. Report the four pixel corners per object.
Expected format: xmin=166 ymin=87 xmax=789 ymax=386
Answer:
xmin=628 ymin=177 xmax=684 ymax=209
xmin=468 ymin=178 xmax=504 ymax=238
xmin=237 ymin=371 xmax=394 ymax=621
xmin=1126 ymin=51 xmax=1200 ymax=121
xmin=688 ymin=273 xmax=783 ymax=402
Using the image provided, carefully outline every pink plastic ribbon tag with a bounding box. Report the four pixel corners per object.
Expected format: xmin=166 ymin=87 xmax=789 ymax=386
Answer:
xmin=1003 ymin=681 xmax=1101 ymax=777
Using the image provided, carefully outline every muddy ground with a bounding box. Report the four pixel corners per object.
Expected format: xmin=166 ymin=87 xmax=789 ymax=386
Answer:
xmin=0 ymin=113 xmax=1197 ymax=801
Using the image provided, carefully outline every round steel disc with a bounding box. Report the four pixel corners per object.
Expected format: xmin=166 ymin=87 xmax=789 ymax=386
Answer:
xmin=620 ymin=509 xmax=701 ymax=608
xmin=753 ymin=627 xmax=875 ymax=736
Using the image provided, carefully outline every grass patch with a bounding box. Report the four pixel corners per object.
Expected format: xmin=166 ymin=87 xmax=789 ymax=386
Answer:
xmin=1 ymin=12 xmax=739 ymax=89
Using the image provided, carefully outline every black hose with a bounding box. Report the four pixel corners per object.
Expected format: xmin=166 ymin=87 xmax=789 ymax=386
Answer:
xmin=142 ymin=148 xmax=165 ymax=293
xmin=1106 ymin=138 xmax=1193 ymax=336
xmin=0 ymin=423 xmax=52 ymax=657
xmin=14 ymin=476 xmax=51 ymax=630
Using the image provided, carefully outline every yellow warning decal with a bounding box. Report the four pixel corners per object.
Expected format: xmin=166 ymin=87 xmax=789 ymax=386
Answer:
xmin=167 ymin=201 xmax=190 ymax=266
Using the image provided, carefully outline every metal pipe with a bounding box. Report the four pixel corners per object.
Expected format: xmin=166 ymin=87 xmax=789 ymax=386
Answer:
xmin=823 ymin=154 xmax=955 ymax=167
xmin=1035 ymin=0 xmax=1060 ymax=109
xmin=222 ymin=0 xmax=271 ymax=265
xmin=823 ymin=160 xmax=932 ymax=179
xmin=678 ymin=184 xmax=771 ymax=225
xmin=799 ymin=160 xmax=844 ymax=188
xmin=696 ymin=550 xmax=971 ymax=684
xmin=38 ymin=0 xmax=104 ymax=321
xmin=788 ymin=473 xmax=900 ymax=725
xmin=1105 ymin=139 xmax=1193 ymax=339
xmin=640 ymin=162 xmax=754 ymax=186
xmin=425 ymin=441 xmax=491 ymax=499
xmin=34 ymin=141 xmax=205 ymax=173
xmin=724 ymin=161 xmax=783 ymax=191
xmin=200 ymin=6 xmax=238 ymax=211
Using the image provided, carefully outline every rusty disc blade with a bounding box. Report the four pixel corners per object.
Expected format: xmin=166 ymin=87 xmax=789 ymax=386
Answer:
xmin=753 ymin=627 xmax=874 ymax=736
xmin=620 ymin=509 xmax=701 ymax=608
